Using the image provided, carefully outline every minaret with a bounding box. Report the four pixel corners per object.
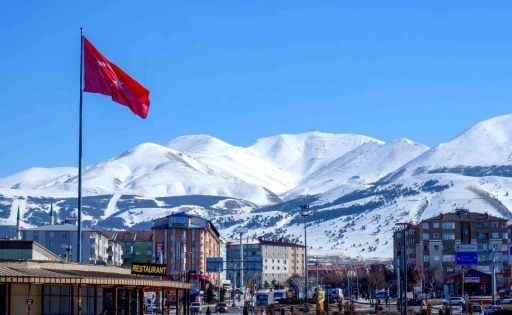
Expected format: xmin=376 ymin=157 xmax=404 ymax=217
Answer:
xmin=16 ymin=205 xmax=21 ymax=240
xmin=49 ymin=201 xmax=54 ymax=225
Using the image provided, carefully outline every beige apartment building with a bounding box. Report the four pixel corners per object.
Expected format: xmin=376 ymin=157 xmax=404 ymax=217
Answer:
xmin=152 ymin=213 xmax=222 ymax=289
xmin=226 ymin=238 xmax=305 ymax=289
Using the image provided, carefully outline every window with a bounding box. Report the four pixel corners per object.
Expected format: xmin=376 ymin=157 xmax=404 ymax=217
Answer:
xmin=408 ymin=248 xmax=416 ymax=255
xmin=125 ymin=249 xmax=131 ymax=255
xmin=477 ymin=223 xmax=486 ymax=228
xmin=493 ymin=244 xmax=499 ymax=250
xmin=444 ymin=245 xmax=453 ymax=251
xmin=423 ymin=255 xmax=430 ymax=262
xmin=442 ymin=222 xmax=455 ymax=229
xmin=477 ymin=233 xmax=487 ymax=240
xmin=147 ymin=242 xmax=152 ymax=247
xmin=61 ymin=232 xmax=68 ymax=239
xmin=442 ymin=255 xmax=454 ymax=262
xmin=396 ymin=233 xmax=403 ymax=239
xmin=442 ymin=233 xmax=455 ymax=240
xmin=503 ymin=233 xmax=508 ymax=239
xmin=434 ymin=245 xmax=440 ymax=251
xmin=433 ymin=256 xmax=440 ymax=261
xmin=408 ymin=239 xmax=415 ymax=245
xmin=433 ymin=233 xmax=440 ymax=240
xmin=49 ymin=232 xmax=55 ymax=238
xmin=135 ymin=242 xmax=141 ymax=247
xmin=492 ymin=233 xmax=499 ymax=239
xmin=409 ymin=229 xmax=416 ymax=235
xmin=423 ymin=233 xmax=430 ymax=240
xmin=422 ymin=222 xmax=429 ymax=229
xmin=477 ymin=244 xmax=488 ymax=251
xmin=503 ymin=222 xmax=507 ymax=229
xmin=48 ymin=243 xmax=55 ymax=250
xmin=433 ymin=222 xmax=439 ymax=228
xmin=503 ymin=244 xmax=508 ymax=251
xmin=492 ymin=222 xmax=499 ymax=228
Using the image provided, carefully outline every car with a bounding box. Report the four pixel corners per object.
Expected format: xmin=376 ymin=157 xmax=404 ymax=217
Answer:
xmin=449 ymin=297 xmax=465 ymax=306
xmin=501 ymin=297 xmax=512 ymax=304
xmin=472 ymin=303 xmax=482 ymax=313
xmin=215 ymin=303 xmax=229 ymax=313
xmin=190 ymin=302 xmax=203 ymax=313
xmin=484 ymin=305 xmax=504 ymax=315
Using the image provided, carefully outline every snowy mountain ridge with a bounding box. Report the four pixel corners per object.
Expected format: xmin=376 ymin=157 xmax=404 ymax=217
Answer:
xmin=3 ymin=113 xmax=512 ymax=258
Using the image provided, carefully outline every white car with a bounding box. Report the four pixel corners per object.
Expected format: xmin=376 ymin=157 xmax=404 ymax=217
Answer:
xmin=190 ymin=302 xmax=203 ymax=313
xmin=501 ymin=297 xmax=512 ymax=304
xmin=441 ymin=297 xmax=465 ymax=306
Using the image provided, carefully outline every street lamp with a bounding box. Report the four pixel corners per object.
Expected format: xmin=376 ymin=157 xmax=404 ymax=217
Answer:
xmin=395 ymin=222 xmax=411 ymax=315
xmin=300 ymin=205 xmax=310 ymax=306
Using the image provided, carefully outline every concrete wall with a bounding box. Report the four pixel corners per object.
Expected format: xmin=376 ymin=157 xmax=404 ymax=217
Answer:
xmin=11 ymin=283 xmax=42 ymax=315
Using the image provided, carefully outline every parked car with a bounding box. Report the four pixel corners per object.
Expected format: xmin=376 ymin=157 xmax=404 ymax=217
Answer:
xmin=452 ymin=297 xmax=466 ymax=306
xmin=190 ymin=302 xmax=203 ymax=313
xmin=501 ymin=297 xmax=512 ymax=304
xmin=407 ymin=299 xmax=427 ymax=312
xmin=215 ymin=303 xmax=229 ymax=313
xmin=484 ymin=305 xmax=504 ymax=315
xmin=472 ymin=302 xmax=482 ymax=313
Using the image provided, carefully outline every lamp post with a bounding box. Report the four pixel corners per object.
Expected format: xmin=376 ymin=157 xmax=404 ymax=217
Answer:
xmin=492 ymin=248 xmax=497 ymax=305
xmin=395 ymin=222 xmax=411 ymax=315
xmin=300 ymin=205 xmax=310 ymax=306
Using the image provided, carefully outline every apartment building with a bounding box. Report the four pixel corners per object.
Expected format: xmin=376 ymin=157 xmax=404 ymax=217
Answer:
xmin=105 ymin=231 xmax=153 ymax=267
xmin=393 ymin=208 xmax=509 ymax=277
xmin=226 ymin=238 xmax=305 ymax=289
xmin=152 ymin=212 xmax=222 ymax=289
xmin=21 ymin=216 xmax=123 ymax=266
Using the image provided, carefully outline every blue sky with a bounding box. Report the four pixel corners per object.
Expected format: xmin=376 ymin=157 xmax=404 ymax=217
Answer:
xmin=1 ymin=1 xmax=512 ymax=177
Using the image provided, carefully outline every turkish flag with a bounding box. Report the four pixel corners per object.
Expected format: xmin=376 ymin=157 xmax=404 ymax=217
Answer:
xmin=83 ymin=36 xmax=150 ymax=119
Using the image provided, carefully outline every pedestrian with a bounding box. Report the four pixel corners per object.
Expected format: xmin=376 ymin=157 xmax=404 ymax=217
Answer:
xmin=207 ymin=306 xmax=212 ymax=315
xmin=385 ymin=296 xmax=389 ymax=307
xmin=290 ymin=305 xmax=294 ymax=315
xmin=281 ymin=307 xmax=285 ymax=315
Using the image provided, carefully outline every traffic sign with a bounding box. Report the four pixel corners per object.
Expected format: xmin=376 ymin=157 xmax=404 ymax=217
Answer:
xmin=456 ymin=251 xmax=478 ymax=265
xmin=26 ymin=298 xmax=33 ymax=305
xmin=456 ymin=245 xmax=477 ymax=252
xmin=206 ymin=257 xmax=223 ymax=272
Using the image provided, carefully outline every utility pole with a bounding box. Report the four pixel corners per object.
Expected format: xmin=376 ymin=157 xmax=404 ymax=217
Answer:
xmin=492 ymin=249 xmax=497 ymax=305
xmin=300 ymin=205 xmax=310 ymax=306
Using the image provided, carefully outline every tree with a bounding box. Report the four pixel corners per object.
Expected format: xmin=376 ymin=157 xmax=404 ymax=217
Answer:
xmin=430 ymin=268 xmax=444 ymax=290
xmin=368 ymin=268 xmax=386 ymax=291
xmin=322 ymin=272 xmax=346 ymax=287
xmin=206 ymin=284 xmax=214 ymax=303
xmin=271 ymin=279 xmax=278 ymax=290
xmin=264 ymin=280 xmax=270 ymax=289
xmin=407 ymin=265 xmax=421 ymax=291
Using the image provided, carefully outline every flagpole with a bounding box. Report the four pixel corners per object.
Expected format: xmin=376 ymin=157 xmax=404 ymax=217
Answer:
xmin=77 ymin=26 xmax=84 ymax=264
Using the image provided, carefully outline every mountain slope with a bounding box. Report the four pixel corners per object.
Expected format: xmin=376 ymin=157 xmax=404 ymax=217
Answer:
xmin=286 ymin=138 xmax=430 ymax=197
xmin=247 ymin=131 xmax=381 ymax=182
xmin=166 ymin=135 xmax=294 ymax=194
xmin=0 ymin=167 xmax=77 ymax=190
xmin=389 ymin=113 xmax=512 ymax=179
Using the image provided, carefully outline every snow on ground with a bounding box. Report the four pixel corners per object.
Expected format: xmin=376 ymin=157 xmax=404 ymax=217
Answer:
xmin=102 ymin=194 xmax=121 ymax=219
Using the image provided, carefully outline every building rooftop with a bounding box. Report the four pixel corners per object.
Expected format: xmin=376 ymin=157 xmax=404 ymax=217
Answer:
xmin=424 ymin=209 xmax=507 ymax=222
xmin=0 ymin=260 xmax=193 ymax=290
xmin=23 ymin=223 xmax=94 ymax=232
xmin=226 ymin=238 xmax=304 ymax=248
xmin=105 ymin=231 xmax=153 ymax=242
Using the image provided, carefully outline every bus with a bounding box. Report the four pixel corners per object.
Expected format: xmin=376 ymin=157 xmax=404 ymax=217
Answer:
xmin=256 ymin=290 xmax=287 ymax=306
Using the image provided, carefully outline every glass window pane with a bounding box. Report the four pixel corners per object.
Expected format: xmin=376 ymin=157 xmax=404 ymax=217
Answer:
xmin=51 ymin=285 xmax=60 ymax=295
xmin=50 ymin=296 xmax=60 ymax=313
xmin=61 ymin=285 xmax=70 ymax=295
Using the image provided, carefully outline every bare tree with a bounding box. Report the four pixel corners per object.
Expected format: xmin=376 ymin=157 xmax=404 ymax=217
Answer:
xmin=431 ymin=268 xmax=444 ymax=290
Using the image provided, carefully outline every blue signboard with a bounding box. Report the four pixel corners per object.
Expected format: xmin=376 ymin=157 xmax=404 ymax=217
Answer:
xmin=455 ymin=251 xmax=478 ymax=265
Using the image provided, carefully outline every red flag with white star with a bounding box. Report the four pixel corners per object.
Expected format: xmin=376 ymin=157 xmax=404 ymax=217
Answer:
xmin=83 ymin=36 xmax=150 ymax=119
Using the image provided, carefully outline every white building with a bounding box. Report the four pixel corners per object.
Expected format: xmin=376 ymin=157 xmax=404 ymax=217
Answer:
xmin=19 ymin=206 xmax=123 ymax=266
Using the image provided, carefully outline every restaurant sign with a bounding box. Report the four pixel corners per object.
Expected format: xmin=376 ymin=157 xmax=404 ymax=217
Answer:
xmin=131 ymin=262 xmax=167 ymax=276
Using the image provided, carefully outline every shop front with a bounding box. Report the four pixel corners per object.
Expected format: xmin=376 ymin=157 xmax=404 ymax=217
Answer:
xmin=0 ymin=260 xmax=193 ymax=315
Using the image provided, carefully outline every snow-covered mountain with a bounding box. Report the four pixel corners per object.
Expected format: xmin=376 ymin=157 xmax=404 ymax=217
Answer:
xmin=3 ymin=114 xmax=512 ymax=258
